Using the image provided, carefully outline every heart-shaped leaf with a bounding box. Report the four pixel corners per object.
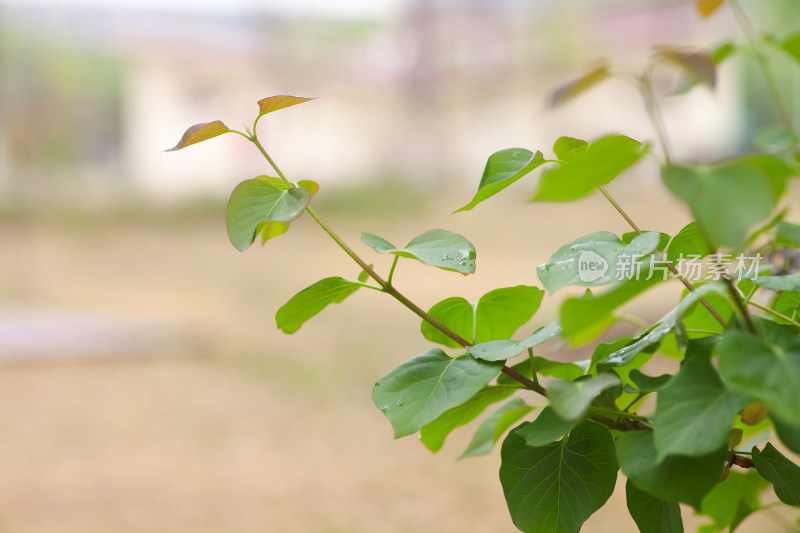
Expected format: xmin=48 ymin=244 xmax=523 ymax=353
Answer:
xmin=227 ymin=178 xmax=311 ymax=252
xmin=500 ymin=420 xmax=618 ymax=533
xmin=165 ymin=120 xmax=230 ymax=151
xmin=422 ymin=286 xmax=545 ymax=348
xmin=538 ymin=230 xmax=661 ymax=293
xmin=372 ymin=350 xmax=503 ymax=438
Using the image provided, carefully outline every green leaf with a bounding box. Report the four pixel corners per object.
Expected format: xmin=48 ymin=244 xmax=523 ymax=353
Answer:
xmin=626 ymin=479 xmax=683 ymax=533
xmin=653 ymin=45 xmax=716 ymax=87
xmin=360 ymin=229 xmax=476 ymax=274
xmin=421 ymin=297 xmax=473 ymax=348
xmin=256 ymin=95 xmax=314 ymax=119
xmin=474 ymin=285 xmax=544 ymax=343
xmin=423 ymin=286 xmax=545 ymax=349
xmin=227 ymin=179 xmax=311 ymax=252
xmin=698 ymin=471 xmax=767 ymax=533
xmin=781 ymin=32 xmax=800 ymax=64
xmin=616 ymin=431 xmax=727 ymax=509
xmin=771 ymin=415 xmax=800 ymax=455
xmin=598 ymin=283 xmax=728 ymax=367
xmin=625 ymin=369 xmax=672 ymax=392
xmin=756 ymin=126 xmax=799 ymax=153
xmin=661 ymin=161 xmax=777 ymax=250
xmin=710 ymin=42 xmax=735 ymax=64
xmin=776 ymin=222 xmax=800 ymax=247
xmin=653 ymin=350 xmax=748 ymax=460
xmin=752 ymin=274 xmax=800 ymax=292
xmin=456 ymin=149 xmax=547 ymax=212
xmin=752 ymin=443 xmax=800 ymax=506
xmin=467 ymin=320 xmax=562 ymax=362
xmin=718 ymin=330 xmax=800 ymax=426
xmin=549 ymin=62 xmax=611 ymax=107
xmin=560 ymin=273 xmax=663 ymax=339
xmin=460 ymin=398 xmax=533 ymax=459
xmin=276 ymin=277 xmax=361 ymax=334
xmin=537 ymin=231 xmax=661 ymax=292
xmin=696 ymin=0 xmax=724 ymax=18
xmin=666 ymin=222 xmax=710 ymax=263
xmin=552 ymin=136 xmax=589 ymax=161
xmin=257 ymin=221 xmax=290 ymax=245
xmin=419 ymin=386 xmax=514 ymax=453
xmin=515 ymin=407 xmax=579 ymax=447
xmin=500 ymin=420 xmax=618 ymax=533
xmin=532 ymin=135 xmax=648 ymax=202
xmin=165 ymin=120 xmax=230 ymax=151
xmin=548 ymin=373 xmax=621 ymax=421
xmin=372 ymin=350 xmax=504 ymax=438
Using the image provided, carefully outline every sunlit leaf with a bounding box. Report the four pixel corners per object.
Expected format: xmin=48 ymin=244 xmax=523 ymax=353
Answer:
xmin=256 ymin=95 xmax=314 ymax=119
xmin=553 ymin=136 xmax=589 ymax=161
xmin=456 ymin=149 xmax=546 ymax=212
xmin=532 ymin=135 xmax=648 ymax=202
xmin=276 ymin=277 xmax=361 ymax=334
xmin=372 ymin=350 xmax=504 ymax=438
xmin=257 ymin=221 xmax=290 ymax=245
xmin=500 ymin=420 xmax=618 ymax=533
xmin=776 ymin=222 xmax=800 ymax=247
xmin=549 ymin=61 xmax=610 ymax=107
xmin=781 ymin=32 xmax=800 ymax=64
xmin=165 ymin=120 xmax=230 ymax=151
xmin=696 ymin=0 xmax=724 ymax=18
xmin=698 ymin=471 xmax=767 ymax=533
xmin=227 ymin=179 xmax=311 ymax=252
xmin=666 ymin=222 xmax=710 ymax=263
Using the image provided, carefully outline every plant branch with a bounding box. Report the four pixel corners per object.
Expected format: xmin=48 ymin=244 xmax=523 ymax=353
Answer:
xmin=722 ymin=275 xmax=757 ymax=333
xmin=639 ymin=65 xmax=673 ymax=164
xmin=729 ymin=0 xmax=795 ymax=132
xmin=596 ymin=186 xmax=728 ymax=328
xmin=248 ymin=139 xmax=546 ymax=395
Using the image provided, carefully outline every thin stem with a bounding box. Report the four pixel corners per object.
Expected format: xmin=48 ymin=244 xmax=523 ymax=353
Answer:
xmin=598 ymin=186 xmax=643 ymax=234
xmin=722 ymin=275 xmax=757 ymax=333
xmin=251 ymin=135 xmax=293 ymax=188
xmin=528 ymin=348 xmax=541 ymax=390
xmin=621 ymin=392 xmax=647 ymax=414
xmin=387 ymin=255 xmax=400 ymax=287
xmin=729 ymin=0 xmax=795 ymax=132
xmin=639 ymin=66 xmax=673 ymax=164
xmin=747 ymin=299 xmax=800 ymax=328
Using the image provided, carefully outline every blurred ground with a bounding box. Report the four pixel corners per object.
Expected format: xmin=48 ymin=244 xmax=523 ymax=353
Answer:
xmin=0 ymin=180 xmax=797 ymax=533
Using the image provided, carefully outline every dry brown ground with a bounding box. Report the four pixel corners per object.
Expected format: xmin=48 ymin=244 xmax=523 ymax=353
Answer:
xmin=0 ymin=181 xmax=796 ymax=533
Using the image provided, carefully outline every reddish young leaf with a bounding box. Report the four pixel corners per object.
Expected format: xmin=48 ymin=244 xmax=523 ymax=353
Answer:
xmin=549 ymin=61 xmax=610 ymax=107
xmin=257 ymin=95 xmax=315 ymax=119
xmin=653 ymin=45 xmax=716 ymax=88
xmin=165 ymin=120 xmax=230 ymax=151
xmin=696 ymin=0 xmax=724 ymax=18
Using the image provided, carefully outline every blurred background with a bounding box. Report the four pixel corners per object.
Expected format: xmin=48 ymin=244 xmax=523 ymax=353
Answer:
xmin=0 ymin=0 xmax=798 ymax=531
